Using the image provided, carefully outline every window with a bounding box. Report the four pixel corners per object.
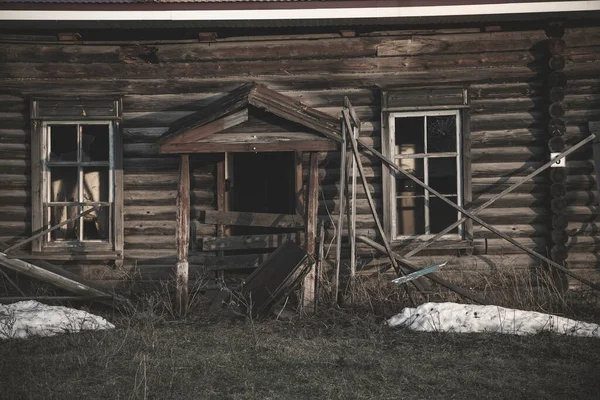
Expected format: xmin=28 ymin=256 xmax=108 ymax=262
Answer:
xmin=388 ymin=111 xmax=462 ymax=239
xmin=31 ymin=98 xmax=123 ymax=257
xmin=381 ymin=88 xmax=470 ymax=242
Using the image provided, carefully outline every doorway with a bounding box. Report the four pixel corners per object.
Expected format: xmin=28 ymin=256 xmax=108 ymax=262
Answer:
xmin=229 ymin=152 xmax=297 ymax=235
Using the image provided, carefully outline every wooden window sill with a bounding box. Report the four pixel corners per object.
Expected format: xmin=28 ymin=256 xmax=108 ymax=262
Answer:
xmin=8 ymin=251 xmax=122 ymax=261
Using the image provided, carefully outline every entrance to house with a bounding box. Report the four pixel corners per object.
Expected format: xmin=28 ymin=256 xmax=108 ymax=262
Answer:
xmin=229 ymin=152 xmax=296 ymax=235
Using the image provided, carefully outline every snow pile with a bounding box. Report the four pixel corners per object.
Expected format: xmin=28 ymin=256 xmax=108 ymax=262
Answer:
xmin=387 ymin=302 xmax=600 ymax=337
xmin=0 ymin=300 xmax=115 ymax=340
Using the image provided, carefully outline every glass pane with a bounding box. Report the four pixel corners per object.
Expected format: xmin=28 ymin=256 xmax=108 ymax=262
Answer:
xmin=82 ymin=168 xmax=109 ymax=202
xmin=49 ymin=205 xmax=80 ymax=241
xmin=429 ymin=158 xmax=458 ymax=196
xmin=427 ymin=115 xmax=457 ymax=152
xmin=50 ymin=167 xmax=78 ymax=202
xmin=397 ymin=197 xmax=425 ymax=236
xmin=430 ymin=196 xmax=459 ymax=234
xmin=81 ymin=125 xmax=110 ymax=162
xmin=396 ymin=158 xmax=424 ymax=196
xmin=49 ymin=125 xmax=78 ymax=161
xmin=395 ymin=117 xmax=424 ymax=155
xmin=83 ymin=205 xmax=109 ymax=241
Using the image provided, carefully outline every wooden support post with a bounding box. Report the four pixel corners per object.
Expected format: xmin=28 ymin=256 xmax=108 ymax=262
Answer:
xmin=216 ymin=156 xmax=227 ymax=281
xmin=590 ymin=122 xmax=600 ymax=206
xmin=333 ymin=124 xmax=347 ymax=304
xmin=302 ymin=152 xmax=319 ymax=313
xmin=342 ymin=110 xmax=399 ymax=276
xmin=176 ymin=154 xmax=190 ymax=316
xmin=295 ymin=151 xmax=305 ymax=217
xmin=348 ymin=125 xmax=358 ymax=280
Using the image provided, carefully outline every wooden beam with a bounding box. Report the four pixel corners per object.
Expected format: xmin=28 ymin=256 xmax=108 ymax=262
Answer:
xmin=0 ymin=296 xmax=111 ymax=303
xmin=160 ymin=108 xmax=248 ymax=146
xmin=202 ymin=233 xmax=303 ymax=251
xmin=333 ymin=123 xmax=347 ymax=304
xmin=302 ymin=152 xmax=319 ymax=313
xmin=249 ymin=84 xmax=343 ymax=143
xmin=175 ymin=154 xmax=190 ymax=316
xmin=358 ymin=138 xmax=600 ymax=291
xmin=295 ymin=151 xmax=304 ymax=217
xmin=0 ymin=250 xmax=117 ymax=305
xmin=357 ymin=236 xmax=489 ymax=305
xmin=357 ymin=135 xmax=596 ymax=258
xmin=4 ymin=206 xmax=100 ymax=254
xmin=159 ymin=139 xmax=338 ymax=154
xmin=590 ymin=122 xmax=600 ymax=210
xmin=342 ymin=110 xmax=398 ymax=276
xmin=204 ymin=210 xmax=304 ymax=229
xmin=157 ymin=82 xmax=254 ymax=144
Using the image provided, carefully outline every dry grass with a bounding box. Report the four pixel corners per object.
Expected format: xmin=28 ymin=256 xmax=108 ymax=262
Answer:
xmin=2 ymin=263 xmax=600 ymax=400
xmin=1 ymin=306 xmax=600 ymax=400
xmin=2 ymin=277 xmax=600 ymax=400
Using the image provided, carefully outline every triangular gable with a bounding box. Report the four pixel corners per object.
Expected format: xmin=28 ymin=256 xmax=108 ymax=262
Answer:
xmin=158 ymin=82 xmax=342 ymax=154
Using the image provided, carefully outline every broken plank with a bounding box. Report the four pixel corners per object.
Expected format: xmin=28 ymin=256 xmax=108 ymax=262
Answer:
xmin=201 ymin=233 xmax=303 ymax=251
xmin=203 ymin=210 xmax=304 ymax=229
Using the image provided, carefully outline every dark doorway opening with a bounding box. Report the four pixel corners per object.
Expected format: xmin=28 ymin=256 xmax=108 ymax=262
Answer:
xmin=230 ymin=152 xmax=296 ymax=236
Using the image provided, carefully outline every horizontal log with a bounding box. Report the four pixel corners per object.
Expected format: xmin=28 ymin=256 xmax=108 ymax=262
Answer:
xmin=471 ymin=146 xmax=545 ymax=163
xmin=473 ymin=224 xmax=549 ymax=239
xmin=377 ymin=30 xmax=546 ymax=56
xmin=0 ymin=50 xmax=542 ymax=81
xmin=201 ymin=233 xmax=303 ymax=251
xmin=0 ymin=64 xmax=545 ymax=96
xmin=123 ymin=88 xmax=379 ymax=113
xmin=203 ymin=210 xmax=304 ymax=229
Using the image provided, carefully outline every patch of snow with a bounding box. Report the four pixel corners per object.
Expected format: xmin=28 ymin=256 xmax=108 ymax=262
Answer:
xmin=387 ymin=302 xmax=600 ymax=338
xmin=0 ymin=300 xmax=115 ymax=340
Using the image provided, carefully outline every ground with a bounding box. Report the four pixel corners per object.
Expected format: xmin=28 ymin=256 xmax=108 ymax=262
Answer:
xmin=1 ymin=310 xmax=599 ymax=400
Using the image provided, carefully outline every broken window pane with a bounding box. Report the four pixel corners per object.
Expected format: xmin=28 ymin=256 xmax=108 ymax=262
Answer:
xmin=396 ymin=158 xmax=424 ymax=196
xmin=430 ymin=196 xmax=459 ymax=234
xmin=396 ymin=197 xmax=425 ymax=236
xmin=82 ymin=125 xmax=109 ymax=162
xmin=429 ymin=158 xmax=458 ymax=196
xmin=49 ymin=205 xmax=80 ymax=241
xmin=395 ymin=117 xmax=424 ymax=155
xmin=82 ymin=167 xmax=109 ymax=202
xmin=427 ymin=115 xmax=457 ymax=152
xmin=49 ymin=125 xmax=78 ymax=161
xmin=50 ymin=167 xmax=78 ymax=202
xmin=82 ymin=205 xmax=109 ymax=241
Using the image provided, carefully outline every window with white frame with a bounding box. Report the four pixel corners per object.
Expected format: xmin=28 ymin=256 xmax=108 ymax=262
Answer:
xmin=30 ymin=98 xmax=123 ymax=256
xmin=386 ymin=110 xmax=463 ymax=240
xmin=43 ymin=122 xmax=114 ymax=246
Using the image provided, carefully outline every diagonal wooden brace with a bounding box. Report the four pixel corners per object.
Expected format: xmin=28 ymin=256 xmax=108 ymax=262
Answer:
xmin=358 ymin=135 xmax=600 ymax=291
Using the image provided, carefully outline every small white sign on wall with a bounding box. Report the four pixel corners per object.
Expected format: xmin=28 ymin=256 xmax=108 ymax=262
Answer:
xmin=551 ymin=152 xmax=566 ymax=168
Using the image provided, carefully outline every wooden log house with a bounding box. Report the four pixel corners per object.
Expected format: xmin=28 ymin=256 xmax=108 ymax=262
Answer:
xmin=1 ymin=0 xmax=600 ymax=300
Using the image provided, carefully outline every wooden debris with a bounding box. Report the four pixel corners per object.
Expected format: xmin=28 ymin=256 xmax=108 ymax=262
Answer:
xmin=357 ymin=236 xmax=489 ymax=305
xmin=204 ymin=210 xmax=304 ymax=229
xmin=242 ymin=240 xmax=312 ymax=319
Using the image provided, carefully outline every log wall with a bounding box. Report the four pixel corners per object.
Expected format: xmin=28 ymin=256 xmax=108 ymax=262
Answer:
xmin=0 ymin=23 xmax=599 ymax=288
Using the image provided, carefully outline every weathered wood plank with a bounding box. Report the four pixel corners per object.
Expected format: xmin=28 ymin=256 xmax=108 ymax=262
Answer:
xmin=160 ymin=139 xmax=338 ymax=153
xmin=161 ymin=108 xmax=249 ymax=146
xmin=302 ymin=152 xmax=319 ymax=312
xmin=204 ymin=210 xmax=304 ymax=229
xmin=175 ymin=154 xmax=190 ymax=315
xmin=201 ymin=233 xmax=303 ymax=251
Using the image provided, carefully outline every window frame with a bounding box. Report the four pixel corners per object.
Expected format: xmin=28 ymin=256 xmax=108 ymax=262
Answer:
xmin=42 ymin=121 xmax=115 ymax=250
xmin=382 ymin=108 xmax=472 ymax=243
xmin=30 ymin=97 xmax=123 ymax=259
